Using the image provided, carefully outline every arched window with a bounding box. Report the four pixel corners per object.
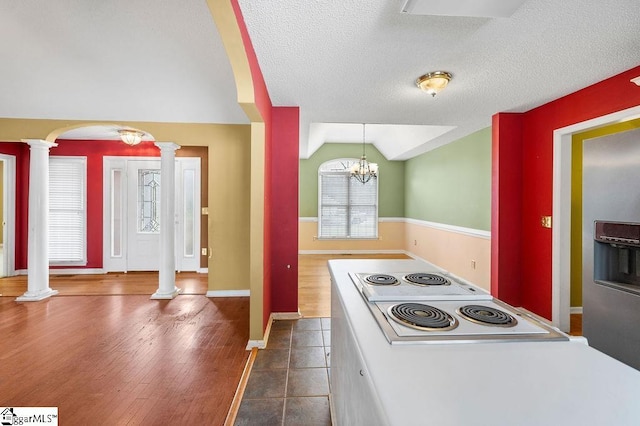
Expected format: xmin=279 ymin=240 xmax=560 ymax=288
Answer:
xmin=318 ymin=158 xmax=378 ymax=239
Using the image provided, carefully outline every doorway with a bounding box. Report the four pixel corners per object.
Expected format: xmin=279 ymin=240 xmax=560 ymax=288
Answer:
xmin=103 ymin=156 xmax=201 ymax=272
xmin=552 ymin=104 xmax=640 ymax=332
xmin=0 ymin=154 xmax=16 ymax=278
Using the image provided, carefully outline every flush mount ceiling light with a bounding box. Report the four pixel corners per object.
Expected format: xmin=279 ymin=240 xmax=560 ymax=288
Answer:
xmin=350 ymin=124 xmax=378 ymax=184
xmin=416 ymin=71 xmax=452 ymax=97
xmin=118 ymin=129 xmax=145 ymax=146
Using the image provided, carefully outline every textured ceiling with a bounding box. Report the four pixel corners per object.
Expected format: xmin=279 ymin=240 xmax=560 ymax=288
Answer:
xmin=240 ymin=0 xmax=640 ymax=159
xmin=1 ymin=1 xmax=639 ymax=159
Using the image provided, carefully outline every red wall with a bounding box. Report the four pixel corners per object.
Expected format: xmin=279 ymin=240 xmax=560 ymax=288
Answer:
xmin=493 ymin=65 xmax=640 ymax=319
xmin=2 ymin=140 xmax=160 ymax=271
xmin=232 ymin=0 xmax=300 ymax=328
xmin=271 ymin=107 xmax=300 ymax=313
xmin=491 ymin=113 xmax=523 ymax=306
xmin=0 ymin=143 xmax=30 ymax=270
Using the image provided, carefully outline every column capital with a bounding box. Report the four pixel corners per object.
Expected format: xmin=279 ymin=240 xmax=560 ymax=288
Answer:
xmin=21 ymin=139 xmax=58 ymax=149
xmin=154 ymin=142 xmax=181 ymax=152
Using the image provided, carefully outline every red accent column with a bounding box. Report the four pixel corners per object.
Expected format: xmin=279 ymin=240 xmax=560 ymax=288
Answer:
xmin=491 ymin=113 xmax=523 ymax=306
xmin=270 ymin=107 xmax=300 ymax=313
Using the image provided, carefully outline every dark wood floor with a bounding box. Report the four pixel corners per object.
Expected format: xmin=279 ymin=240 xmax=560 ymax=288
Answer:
xmin=0 ymin=292 xmax=248 ymax=425
xmin=0 ymin=271 xmax=208 ymax=297
xmin=570 ymin=313 xmax=583 ymax=336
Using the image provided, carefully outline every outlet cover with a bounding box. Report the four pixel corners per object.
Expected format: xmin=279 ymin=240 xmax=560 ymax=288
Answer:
xmin=541 ymin=216 xmax=552 ymax=228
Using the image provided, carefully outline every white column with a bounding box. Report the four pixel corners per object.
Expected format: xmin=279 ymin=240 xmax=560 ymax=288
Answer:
xmin=151 ymin=142 xmax=181 ymax=299
xmin=17 ymin=139 xmax=59 ymax=302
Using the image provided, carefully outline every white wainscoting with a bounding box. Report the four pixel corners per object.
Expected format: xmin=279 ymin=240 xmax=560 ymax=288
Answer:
xmin=298 ymin=217 xmax=492 ymax=292
xmin=404 ymin=219 xmax=491 ymax=292
xmin=299 ymin=217 xmax=406 ymax=253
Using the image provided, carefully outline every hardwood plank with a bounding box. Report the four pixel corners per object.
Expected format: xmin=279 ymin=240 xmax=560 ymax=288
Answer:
xmin=297 ymin=253 xmax=411 ymax=317
xmin=0 ymin=295 xmax=248 ymax=425
xmin=570 ymin=313 xmax=583 ymax=336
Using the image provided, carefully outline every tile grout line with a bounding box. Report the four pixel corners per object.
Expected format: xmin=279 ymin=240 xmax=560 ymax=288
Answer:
xmin=281 ymin=322 xmax=293 ymax=426
xmin=235 ymin=318 xmax=332 ymax=425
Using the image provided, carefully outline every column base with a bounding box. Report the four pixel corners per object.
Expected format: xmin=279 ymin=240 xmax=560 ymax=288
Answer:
xmin=16 ymin=288 xmax=59 ymax=302
xmin=150 ymin=287 xmax=182 ymax=300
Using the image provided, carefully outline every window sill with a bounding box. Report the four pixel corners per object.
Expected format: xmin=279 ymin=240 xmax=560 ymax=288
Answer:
xmin=50 ymin=261 xmax=88 ymax=267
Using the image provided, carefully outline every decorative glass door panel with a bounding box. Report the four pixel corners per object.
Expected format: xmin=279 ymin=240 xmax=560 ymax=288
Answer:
xmin=138 ymin=169 xmax=161 ymax=233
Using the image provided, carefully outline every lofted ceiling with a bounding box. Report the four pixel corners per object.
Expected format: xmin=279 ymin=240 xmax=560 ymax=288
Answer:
xmin=1 ymin=0 xmax=640 ymax=159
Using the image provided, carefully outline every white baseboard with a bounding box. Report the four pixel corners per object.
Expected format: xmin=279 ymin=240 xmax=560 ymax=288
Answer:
xmin=244 ymin=310 xmax=303 ymax=350
xmin=206 ymin=289 xmax=250 ymax=298
xmin=272 ymin=311 xmax=302 ymax=320
xmin=245 ymin=312 xmax=273 ymax=350
xmin=50 ymin=268 xmax=106 ymax=275
xmin=18 ymin=268 xmax=205 ymax=276
xmin=245 ymin=339 xmax=266 ymax=350
xmin=570 ymin=307 xmax=583 ymax=314
xmin=16 ymin=268 xmax=107 ymax=276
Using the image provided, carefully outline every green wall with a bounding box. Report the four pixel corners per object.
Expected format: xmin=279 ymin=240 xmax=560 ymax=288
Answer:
xmin=299 ymin=143 xmax=405 ymax=217
xmin=404 ymin=127 xmax=492 ymax=231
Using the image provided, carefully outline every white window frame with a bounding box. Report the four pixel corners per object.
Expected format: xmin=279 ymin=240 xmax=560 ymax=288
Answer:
xmin=318 ymin=158 xmax=378 ymax=239
xmin=49 ymin=156 xmax=87 ymax=266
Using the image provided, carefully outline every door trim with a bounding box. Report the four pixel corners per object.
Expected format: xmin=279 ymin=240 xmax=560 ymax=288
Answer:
xmin=0 ymin=154 xmax=16 ymax=277
xmin=552 ymin=104 xmax=640 ymax=332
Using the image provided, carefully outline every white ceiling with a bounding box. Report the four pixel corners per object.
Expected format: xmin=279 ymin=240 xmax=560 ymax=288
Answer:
xmin=1 ymin=0 xmax=640 ymax=159
xmin=0 ymin=0 xmax=247 ymax=124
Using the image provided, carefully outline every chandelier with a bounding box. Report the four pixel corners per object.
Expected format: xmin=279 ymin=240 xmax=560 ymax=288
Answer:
xmin=350 ymin=124 xmax=378 ymax=184
xmin=118 ymin=129 xmax=145 ymax=146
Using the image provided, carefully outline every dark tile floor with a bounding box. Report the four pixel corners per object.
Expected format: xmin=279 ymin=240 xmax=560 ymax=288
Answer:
xmin=234 ymin=318 xmax=332 ymax=426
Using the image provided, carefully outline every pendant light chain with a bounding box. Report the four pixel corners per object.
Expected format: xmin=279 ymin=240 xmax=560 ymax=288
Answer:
xmin=350 ymin=123 xmax=378 ymax=184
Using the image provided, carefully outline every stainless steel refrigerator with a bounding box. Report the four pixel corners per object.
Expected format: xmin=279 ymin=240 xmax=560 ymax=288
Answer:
xmin=582 ymin=127 xmax=640 ymax=370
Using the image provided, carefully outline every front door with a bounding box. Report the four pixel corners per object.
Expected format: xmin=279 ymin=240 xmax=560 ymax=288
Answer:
xmin=103 ymin=156 xmax=201 ymax=272
xmin=127 ymin=160 xmax=162 ymax=271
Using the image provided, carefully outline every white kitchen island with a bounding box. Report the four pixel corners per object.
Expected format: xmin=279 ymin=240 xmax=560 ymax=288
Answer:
xmin=329 ymin=259 xmax=640 ymax=426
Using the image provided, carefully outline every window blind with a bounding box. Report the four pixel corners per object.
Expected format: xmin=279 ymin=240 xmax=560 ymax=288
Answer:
xmin=348 ymin=177 xmax=377 ymax=238
xmin=318 ymin=159 xmax=378 ymax=239
xmin=49 ymin=157 xmax=87 ymax=264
